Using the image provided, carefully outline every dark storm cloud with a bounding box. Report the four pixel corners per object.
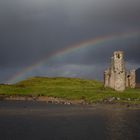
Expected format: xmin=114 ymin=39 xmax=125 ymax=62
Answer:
xmin=47 ymin=37 xmax=140 ymax=66
xmin=0 ymin=0 xmax=140 ymax=82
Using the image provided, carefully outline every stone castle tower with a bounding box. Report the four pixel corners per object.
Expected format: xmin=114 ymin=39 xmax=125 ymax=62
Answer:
xmin=104 ymin=51 xmax=136 ymax=91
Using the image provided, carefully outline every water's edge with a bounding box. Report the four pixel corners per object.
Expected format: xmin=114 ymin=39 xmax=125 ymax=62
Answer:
xmin=0 ymin=95 xmax=140 ymax=109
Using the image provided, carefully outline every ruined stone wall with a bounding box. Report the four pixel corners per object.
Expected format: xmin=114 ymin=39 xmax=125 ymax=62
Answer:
xmin=104 ymin=69 xmax=110 ymax=87
xmin=129 ymin=70 xmax=136 ymax=88
xmin=126 ymin=72 xmax=130 ymax=87
xmin=109 ymin=69 xmax=115 ymax=89
xmin=114 ymin=71 xmax=126 ymax=91
xmin=126 ymin=70 xmax=136 ymax=88
xmin=104 ymin=51 xmax=136 ymax=91
xmin=113 ymin=51 xmax=126 ymax=91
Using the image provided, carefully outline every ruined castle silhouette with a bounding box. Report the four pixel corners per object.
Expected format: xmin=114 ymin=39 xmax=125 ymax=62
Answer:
xmin=104 ymin=51 xmax=136 ymax=91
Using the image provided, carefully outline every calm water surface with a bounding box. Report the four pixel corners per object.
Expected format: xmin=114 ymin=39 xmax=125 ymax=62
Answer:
xmin=0 ymin=101 xmax=140 ymax=140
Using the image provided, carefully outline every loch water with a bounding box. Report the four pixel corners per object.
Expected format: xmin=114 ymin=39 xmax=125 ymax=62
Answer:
xmin=0 ymin=101 xmax=140 ymax=140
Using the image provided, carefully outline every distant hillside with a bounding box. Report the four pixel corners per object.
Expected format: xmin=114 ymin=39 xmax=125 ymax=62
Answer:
xmin=0 ymin=77 xmax=103 ymax=100
xmin=136 ymin=68 xmax=140 ymax=83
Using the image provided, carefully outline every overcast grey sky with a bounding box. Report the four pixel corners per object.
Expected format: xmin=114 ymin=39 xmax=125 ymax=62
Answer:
xmin=0 ymin=0 xmax=140 ymax=83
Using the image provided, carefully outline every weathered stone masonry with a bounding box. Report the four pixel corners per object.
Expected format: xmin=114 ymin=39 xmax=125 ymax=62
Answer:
xmin=104 ymin=51 xmax=136 ymax=91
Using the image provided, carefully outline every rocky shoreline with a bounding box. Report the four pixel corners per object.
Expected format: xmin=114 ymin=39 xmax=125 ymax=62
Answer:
xmin=0 ymin=95 xmax=86 ymax=105
xmin=0 ymin=95 xmax=140 ymax=108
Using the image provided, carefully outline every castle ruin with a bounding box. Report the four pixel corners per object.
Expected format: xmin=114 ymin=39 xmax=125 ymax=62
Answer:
xmin=104 ymin=51 xmax=136 ymax=91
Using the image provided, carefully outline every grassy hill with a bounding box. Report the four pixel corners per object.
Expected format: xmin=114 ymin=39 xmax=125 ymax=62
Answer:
xmin=0 ymin=77 xmax=140 ymax=104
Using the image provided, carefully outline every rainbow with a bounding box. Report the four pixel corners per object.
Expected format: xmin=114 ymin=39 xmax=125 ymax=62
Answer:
xmin=7 ymin=30 xmax=140 ymax=83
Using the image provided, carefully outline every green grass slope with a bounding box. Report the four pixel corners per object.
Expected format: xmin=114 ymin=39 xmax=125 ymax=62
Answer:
xmin=0 ymin=77 xmax=140 ymax=104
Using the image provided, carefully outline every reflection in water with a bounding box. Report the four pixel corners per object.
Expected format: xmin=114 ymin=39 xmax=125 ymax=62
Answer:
xmin=105 ymin=109 xmax=140 ymax=140
xmin=0 ymin=101 xmax=140 ymax=140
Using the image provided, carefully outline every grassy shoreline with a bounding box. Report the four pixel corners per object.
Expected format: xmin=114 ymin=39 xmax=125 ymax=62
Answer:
xmin=0 ymin=77 xmax=140 ymax=105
